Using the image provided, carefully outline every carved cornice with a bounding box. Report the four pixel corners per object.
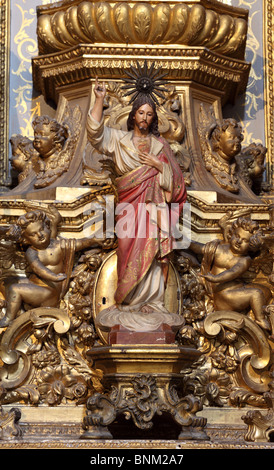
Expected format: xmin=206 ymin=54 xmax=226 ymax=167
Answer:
xmin=31 ymin=0 xmax=251 ymax=104
xmin=0 ymin=190 xmax=270 ymax=238
xmin=0 ymin=185 xmax=114 ymax=233
xmin=187 ymin=194 xmax=270 ymax=216
xmin=32 ymin=46 xmax=250 ymax=104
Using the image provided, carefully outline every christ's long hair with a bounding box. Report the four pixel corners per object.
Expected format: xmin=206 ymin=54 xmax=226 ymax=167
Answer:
xmin=127 ymin=95 xmax=160 ymax=137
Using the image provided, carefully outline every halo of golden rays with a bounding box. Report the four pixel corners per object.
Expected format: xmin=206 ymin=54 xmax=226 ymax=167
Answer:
xmin=121 ymin=61 xmax=168 ymax=105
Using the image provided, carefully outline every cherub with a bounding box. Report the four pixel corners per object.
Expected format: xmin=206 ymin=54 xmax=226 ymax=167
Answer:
xmin=33 ymin=115 xmax=67 ymax=158
xmin=10 ymin=134 xmax=38 ymax=183
xmin=209 ymin=118 xmax=244 ymax=193
xmin=239 ymin=143 xmax=267 ymax=194
xmin=32 ymin=115 xmax=68 ymax=188
xmin=190 ymin=216 xmax=272 ymax=331
xmin=211 ymin=119 xmax=243 ymax=164
xmin=0 ymin=205 xmax=110 ymax=328
xmin=198 ymin=106 xmax=244 ymax=194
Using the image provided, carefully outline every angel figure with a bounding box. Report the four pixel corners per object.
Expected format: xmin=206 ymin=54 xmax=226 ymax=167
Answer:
xmin=10 ymin=134 xmax=38 ymax=184
xmin=198 ymin=105 xmax=243 ymax=193
xmin=239 ymin=143 xmax=267 ymax=194
xmin=32 ymin=104 xmax=82 ymax=189
xmin=190 ymin=215 xmax=272 ymax=331
xmin=0 ymin=203 xmax=111 ymax=328
xmin=197 ymin=104 xmax=269 ymax=199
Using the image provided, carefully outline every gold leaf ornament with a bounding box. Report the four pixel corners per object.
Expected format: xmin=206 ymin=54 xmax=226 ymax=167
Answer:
xmin=67 ymin=3 xmax=92 ymax=43
xmin=165 ymin=4 xmax=189 ymax=43
xmin=178 ymin=4 xmax=206 ymax=45
xmin=132 ymin=4 xmax=152 ymax=42
xmin=96 ymin=3 xmax=118 ymax=42
xmin=36 ymin=1 xmax=248 ymax=60
xmin=114 ymin=3 xmax=131 ymax=43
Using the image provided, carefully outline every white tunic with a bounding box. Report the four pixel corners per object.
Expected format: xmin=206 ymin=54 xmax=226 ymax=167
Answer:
xmin=86 ymin=112 xmax=172 ymax=192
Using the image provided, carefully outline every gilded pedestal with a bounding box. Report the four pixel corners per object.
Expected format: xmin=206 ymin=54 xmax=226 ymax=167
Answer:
xmin=81 ymin=345 xmax=209 ymax=440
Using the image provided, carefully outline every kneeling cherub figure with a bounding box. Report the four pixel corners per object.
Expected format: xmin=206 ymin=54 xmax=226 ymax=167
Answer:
xmin=0 ymin=206 xmax=109 ymax=328
xmin=191 ymin=216 xmax=271 ymax=331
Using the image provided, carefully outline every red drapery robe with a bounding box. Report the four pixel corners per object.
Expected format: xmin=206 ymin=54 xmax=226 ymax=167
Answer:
xmin=114 ymin=136 xmax=187 ymax=304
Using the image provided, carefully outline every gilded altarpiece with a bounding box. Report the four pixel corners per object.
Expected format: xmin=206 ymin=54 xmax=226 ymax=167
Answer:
xmin=0 ymin=0 xmax=273 ymax=448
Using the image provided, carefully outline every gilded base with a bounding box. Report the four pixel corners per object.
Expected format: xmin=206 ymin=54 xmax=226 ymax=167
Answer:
xmin=82 ymin=345 xmax=208 ymax=440
xmin=86 ymin=344 xmax=201 ymax=374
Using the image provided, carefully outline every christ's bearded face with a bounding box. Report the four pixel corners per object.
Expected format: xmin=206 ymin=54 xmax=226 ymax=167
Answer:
xmin=133 ymin=104 xmax=155 ymax=134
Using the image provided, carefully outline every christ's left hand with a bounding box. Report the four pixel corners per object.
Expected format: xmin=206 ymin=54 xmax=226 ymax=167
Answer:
xmin=139 ymin=151 xmax=163 ymax=172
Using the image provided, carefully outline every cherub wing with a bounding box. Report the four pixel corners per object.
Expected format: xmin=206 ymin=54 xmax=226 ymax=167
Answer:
xmin=198 ymin=104 xmax=217 ymax=135
xmin=34 ymin=105 xmax=83 ymax=189
xmin=0 ymin=241 xmax=28 ymax=272
xmin=241 ymin=247 xmax=273 ymax=282
xmin=197 ymin=104 xmax=218 ymax=167
xmin=60 ymin=104 xmax=82 ymax=168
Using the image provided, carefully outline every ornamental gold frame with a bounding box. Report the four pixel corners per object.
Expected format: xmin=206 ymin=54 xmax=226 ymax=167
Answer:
xmin=0 ymin=0 xmax=273 ymax=190
xmin=0 ymin=0 xmax=10 ymax=187
xmin=263 ymin=0 xmax=274 ymax=190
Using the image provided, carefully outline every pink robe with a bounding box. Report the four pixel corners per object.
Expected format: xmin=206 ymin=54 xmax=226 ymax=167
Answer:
xmin=115 ymin=138 xmax=186 ymax=304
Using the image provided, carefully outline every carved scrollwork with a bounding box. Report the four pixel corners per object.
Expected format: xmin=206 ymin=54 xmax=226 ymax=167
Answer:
xmin=123 ymin=375 xmax=158 ymax=429
xmin=204 ymin=311 xmax=272 ymax=393
xmin=82 ymin=373 xmax=208 ymax=439
xmin=0 ymin=302 xmax=104 ymax=406
xmin=177 ymin=210 xmax=273 ymax=408
xmin=0 ymin=406 xmax=23 ymax=440
xmin=241 ymin=369 xmax=274 ymax=442
xmin=0 ymin=307 xmax=70 ymax=390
